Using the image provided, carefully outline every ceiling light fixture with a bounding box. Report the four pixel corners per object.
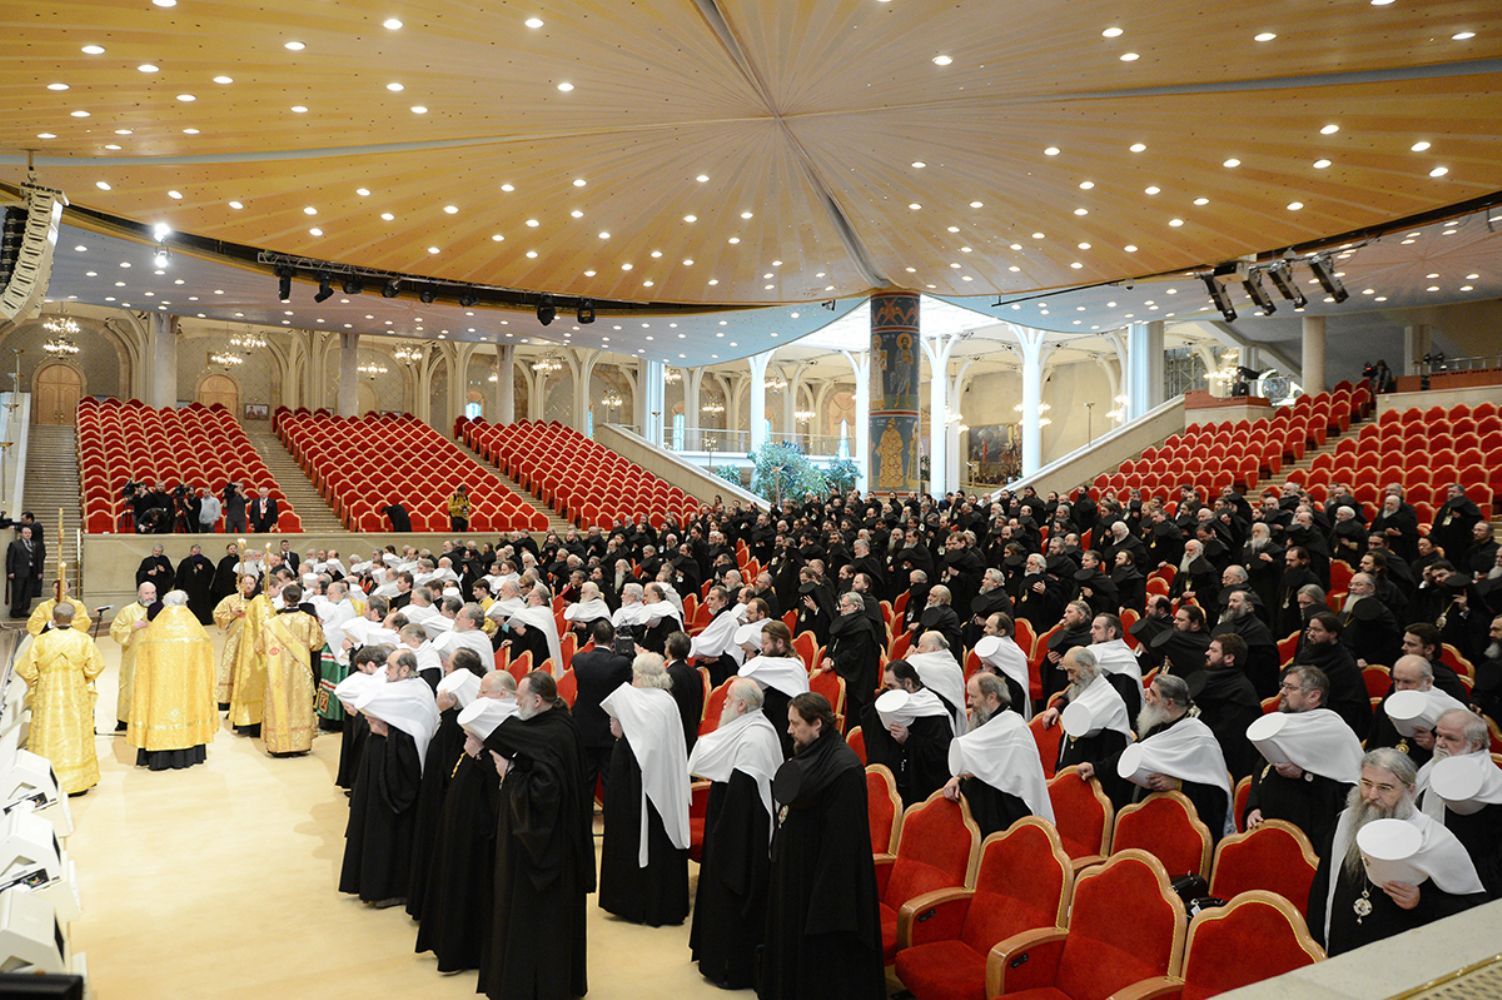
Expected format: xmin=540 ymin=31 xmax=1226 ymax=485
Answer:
xmin=276 ymin=266 xmax=293 ymax=302
xmin=381 ymin=278 xmax=401 ymax=298
xmin=1308 ymin=255 xmax=1349 ymax=302
xmin=1266 ymin=260 xmax=1307 ymax=308
xmin=1200 ymin=273 xmax=1237 ymax=322
xmin=314 ymin=273 xmax=335 ymax=303
xmin=577 ymin=300 xmax=596 ymax=324
xmin=537 ymin=297 xmax=556 ymax=326
xmin=1242 ymin=270 xmax=1277 ymax=315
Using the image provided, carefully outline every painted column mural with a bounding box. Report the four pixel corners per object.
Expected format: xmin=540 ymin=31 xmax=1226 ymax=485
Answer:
xmin=869 ymin=291 xmax=921 ymax=494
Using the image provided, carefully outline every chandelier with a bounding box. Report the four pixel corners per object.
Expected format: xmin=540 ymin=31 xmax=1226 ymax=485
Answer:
xmin=42 ymin=315 xmax=81 ymax=355
xmin=229 ymin=330 xmax=267 ymax=351
xmin=700 ymin=400 xmax=725 ymax=416
xmin=392 ymin=343 xmax=423 ymax=364
xmin=765 ymin=374 xmax=788 ymax=392
xmin=600 ymin=389 xmax=623 ymax=409
xmin=532 ymin=354 xmax=564 ymax=375
xmin=209 ymin=350 xmax=243 ymax=367
xmin=663 ymin=368 xmax=682 ymax=385
xmin=794 ymin=409 xmax=815 ymax=423
xmin=357 ymin=361 xmax=388 ymax=377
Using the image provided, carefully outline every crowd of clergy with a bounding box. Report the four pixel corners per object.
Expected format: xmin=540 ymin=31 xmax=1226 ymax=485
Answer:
xmin=11 ymin=473 xmax=1502 ymax=996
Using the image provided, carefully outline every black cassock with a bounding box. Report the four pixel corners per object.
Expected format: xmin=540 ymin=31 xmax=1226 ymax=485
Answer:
xmin=1430 ymin=800 xmax=1502 ymax=900
xmin=1057 ymin=727 xmax=1129 ymax=775
xmin=174 ymin=554 xmax=216 ymax=624
xmin=1243 ymin=763 xmax=1351 ymax=852
xmin=598 ymin=736 xmax=690 ymax=926
xmin=414 ymin=750 xmax=502 ymax=973
xmin=759 ymin=730 xmax=884 ymax=1000
xmin=405 ymin=709 xmax=466 ymax=919
xmin=763 ymin=687 xmax=795 ymax=760
xmin=960 ymin=777 xmax=1032 ymax=839
xmin=507 ymin=623 xmax=551 ymax=670
xmin=338 ymin=728 xmax=422 ymax=903
xmin=136 ymin=554 xmax=174 ymax=588
xmin=336 ymin=712 xmax=368 ymax=791
xmin=1308 ymin=830 xmax=1485 ymax=955
xmin=690 ymin=770 xmax=771 ymax=989
xmin=859 ymin=703 xmax=952 ymax=807
xmin=827 ymin=614 xmax=879 ymax=731
xmin=481 ymin=708 xmax=593 ymax=1000
xmin=210 ymin=553 xmax=240 ymax=602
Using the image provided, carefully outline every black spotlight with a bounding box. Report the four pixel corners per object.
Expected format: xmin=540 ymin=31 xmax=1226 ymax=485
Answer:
xmin=382 ymin=278 xmax=401 ymax=298
xmin=576 ymin=299 xmax=595 ymax=324
xmin=458 ymin=291 xmax=478 ymax=308
xmin=342 ymin=275 xmax=365 ymax=295
xmin=1307 ymin=255 xmax=1349 ymax=303
xmin=418 ymin=286 xmax=437 ymax=304
xmin=537 ymin=296 xmax=556 ymax=326
xmin=276 ymin=266 xmax=293 ymax=302
xmin=314 ymin=272 xmax=335 ymax=303
xmin=1265 ymin=260 xmax=1307 ymax=308
xmin=1200 ymin=273 xmax=1237 ymax=322
xmin=1241 ymin=270 xmax=1276 ymax=315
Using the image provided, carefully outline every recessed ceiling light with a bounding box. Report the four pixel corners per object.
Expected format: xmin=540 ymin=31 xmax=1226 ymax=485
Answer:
xmin=1044 ymin=146 xmax=1060 ymax=156
xmin=103 ymin=143 xmax=121 ymax=150
xmin=182 ymin=127 xmax=199 ymax=134
xmin=970 ymin=200 xmax=984 ymax=208
xmin=1254 ymin=31 xmax=1277 ymax=42
xmin=95 ymin=180 xmax=111 ymax=191
xmin=308 ymin=227 xmax=323 ymax=237
xmin=291 ymin=105 xmax=308 ymax=113
xmin=556 ymin=81 xmax=574 ymax=92
xmin=1073 ymin=207 xmax=1088 ymax=216
xmin=1313 ymin=158 xmax=1332 ymax=169
xmin=153 ymin=0 xmax=177 ymax=6
xmin=1076 ymin=242 xmax=1091 ymax=250
xmin=139 ymin=63 xmax=160 ymax=73
xmin=284 ymin=40 xmax=305 ymax=51
xmin=427 ymin=246 xmax=440 ymax=254
xmin=682 ymin=258 xmax=694 ymax=266
xmin=1031 ymin=231 xmax=1046 ymax=240
xmin=443 ymin=205 xmax=458 ymax=214
xmin=1123 ymin=244 xmax=1138 ymax=252
xmin=1119 ymin=52 xmax=1139 ymax=61
xmin=115 ymin=129 xmax=133 ymax=135
xmin=570 ymin=209 xmax=583 ymax=218
xmin=525 ymin=16 xmax=544 ymax=28
xmin=908 ymin=203 xmax=922 ymax=210
xmin=1410 ymin=140 xmax=1431 ymax=152
xmin=303 ymin=205 xmax=318 ymax=215
xmin=1145 ymin=185 xmax=1160 ymax=195
xmin=1129 ymin=142 xmax=1147 ymax=153
xmin=696 ymin=174 xmax=710 ymax=183
xmin=683 ymin=214 xmax=697 ymax=223
xmin=727 ymin=236 xmax=740 ymax=244
xmin=71 ymin=110 xmax=90 ymax=118
xmin=46 ymin=82 xmax=69 ymax=91
xmin=932 ymin=54 xmax=953 ymax=66
xmin=410 ymin=105 xmax=428 ymax=114
xmin=1079 ymin=180 xmax=1095 ymax=190
xmin=526 ymin=250 xmax=538 ymax=259
xmin=176 ymin=93 xmax=196 ymax=102
xmin=1169 ymin=218 xmax=1184 ymax=227
xmin=621 ymin=263 xmax=633 ymax=271
xmin=1193 ymin=197 xmax=1209 ymax=206
xmin=386 ymin=82 xmax=404 ymax=92
xmin=167 ymin=189 xmax=183 ymax=199
xmin=36 ymin=132 xmax=56 ymax=139
xmin=911 ymin=161 xmax=926 ymax=169
xmin=1102 ymin=26 xmax=1123 ymax=38
xmin=81 ymin=44 xmax=105 ymax=55
xmin=1287 ymin=201 xmax=1304 ymax=211
xmin=1320 ymin=123 xmax=1339 ymax=135
xmin=383 ymin=17 xmax=403 ymax=30
xmin=213 ymin=75 xmax=234 ymax=84
xmin=740 ymin=210 xmax=753 ymax=219
xmin=380 ymin=212 xmax=395 ymax=221
xmin=228 ymin=200 xmax=243 ymax=209
xmin=1452 ymin=31 xmax=1475 ymax=41
xmin=491 ymin=234 xmax=505 ymax=242
xmin=1222 ymin=158 xmax=1240 ymax=168
xmin=525 ymin=218 xmax=539 ymax=227
xmin=598 ymin=231 xmax=610 ymax=240
xmin=500 ymin=183 xmax=515 ymax=192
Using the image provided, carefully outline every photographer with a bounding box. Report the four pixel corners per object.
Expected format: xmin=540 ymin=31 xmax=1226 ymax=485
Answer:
xmin=172 ymin=484 xmax=197 ymax=534
xmin=223 ymin=482 xmax=247 ymax=534
xmin=196 ymin=487 xmax=221 ymax=533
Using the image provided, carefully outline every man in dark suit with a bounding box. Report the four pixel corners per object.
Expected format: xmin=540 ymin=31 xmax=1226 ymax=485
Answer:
xmin=572 ymin=618 xmax=634 ymax=802
xmin=6 ymin=525 xmax=43 ymax=617
xmin=249 ymin=486 xmax=279 ymax=533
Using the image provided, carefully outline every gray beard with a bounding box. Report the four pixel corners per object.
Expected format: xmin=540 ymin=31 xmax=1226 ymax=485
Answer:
xmin=1341 ymin=791 xmax=1415 ymax=879
xmin=515 ymin=703 xmax=539 ymax=721
xmin=1488 ymin=642 xmax=1502 ymax=661
xmin=719 ymin=702 xmax=745 ymax=728
xmin=1488 ymin=566 xmax=1502 ymax=580
xmin=1136 ymin=702 xmax=1172 ymax=735
xmin=971 ymin=705 xmax=994 ymax=728
xmin=1341 ymin=594 xmax=1361 ymax=614
xmin=1066 ymin=675 xmax=1095 ymax=701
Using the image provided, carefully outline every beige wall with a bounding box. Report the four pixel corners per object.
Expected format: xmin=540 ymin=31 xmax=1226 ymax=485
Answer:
xmin=1376 ymin=385 xmax=1502 ymax=418
xmin=0 ymin=315 xmax=132 ymax=400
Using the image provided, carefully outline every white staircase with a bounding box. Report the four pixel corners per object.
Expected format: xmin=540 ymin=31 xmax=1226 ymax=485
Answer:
xmin=16 ymin=423 xmax=81 ymax=608
xmin=241 ymin=430 xmax=345 ymax=533
xmin=449 ymin=435 xmax=574 ymax=533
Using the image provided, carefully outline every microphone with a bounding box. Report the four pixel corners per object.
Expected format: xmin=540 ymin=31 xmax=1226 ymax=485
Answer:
xmin=93 ymin=605 xmax=113 ymax=616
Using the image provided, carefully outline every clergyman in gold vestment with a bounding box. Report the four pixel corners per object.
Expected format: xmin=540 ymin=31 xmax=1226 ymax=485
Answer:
xmin=27 ymin=581 xmax=93 ymax=637
xmin=262 ymin=583 xmax=325 ymax=756
xmin=15 ymin=603 xmax=106 ymax=794
xmin=212 ymin=574 xmax=258 ymax=710
xmin=127 ymin=591 xmax=218 ymax=771
xmin=228 ymin=577 xmax=278 ymax=737
xmin=108 ymin=581 xmax=157 ymax=731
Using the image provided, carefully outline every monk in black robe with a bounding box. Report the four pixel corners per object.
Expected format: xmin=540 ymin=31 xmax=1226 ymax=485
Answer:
xmin=824 ymin=596 xmax=879 ymax=729
xmin=335 ymin=645 xmax=390 ymax=791
xmin=174 ymin=544 xmax=217 ymax=624
xmin=210 ymin=545 xmax=241 ymax=602
xmin=859 ymin=659 xmax=953 ymax=807
xmin=481 ymin=672 xmax=593 ymax=1000
xmin=760 ymin=693 xmax=884 ymax=1000
xmin=1189 ymin=637 xmax=1262 ymax=782
xmin=1295 ymin=612 xmax=1372 ymax=737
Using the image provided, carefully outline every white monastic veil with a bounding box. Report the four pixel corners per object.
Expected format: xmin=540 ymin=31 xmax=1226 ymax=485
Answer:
xmin=601 ymin=683 xmax=691 ymax=866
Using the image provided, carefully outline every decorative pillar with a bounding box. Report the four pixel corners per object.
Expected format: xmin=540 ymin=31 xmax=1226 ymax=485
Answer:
xmin=493 ymin=344 xmax=515 ymax=423
xmin=571 ymin=348 xmax=601 ymax=434
xmin=641 ymin=359 xmax=665 ymax=445
xmin=302 ymin=330 xmax=321 ymax=409
xmin=1012 ymin=325 xmax=1055 ymax=477
xmin=337 ymin=332 xmax=360 ymax=417
xmin=1302 ymin=315 xmax=1326 ymax=393
xmin=921 ymin=332 xmax=965 ymax=495
xmin=685 ymin=368 xmax=704 ymax=449
xmin=1126 ymin=320 xmax=1165 ymax=419
xmin=148 ymin=312 xmax=179 ymax=408
xmin=842 ymin=350 xmax=871 ymax=491
xmin=747 ymin=352 xmax=772 ymax=455
xmin=1403 ymin=324 xmax=1431 ymax=376
xmin=869 ymin=292 xmax=922 ymax=495
xmin=947 ymin=359 xmax=973 ymax=492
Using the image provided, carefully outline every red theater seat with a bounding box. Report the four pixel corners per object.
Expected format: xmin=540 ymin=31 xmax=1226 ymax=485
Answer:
xmin=873 ymin=792 xmax=981 ymax=964
xmin=1046 ymin=766 xmax=1114 ymax=872
xmin=1111 ymin=791 xmax=1213 ymax=879
xmin=866 ymin=764 xmax=902 ymax=854
xmin=1170 ymin=891 xmax=1324 ymax=997
xmin=1208 ymin=820 xmax=1320 ymax=916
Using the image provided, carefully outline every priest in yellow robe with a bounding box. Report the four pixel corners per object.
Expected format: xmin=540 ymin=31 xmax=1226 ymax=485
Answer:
xmin=212 ymin=574 xmax=258 ymax=710
xmin=15 ymin=603 xmax=106 ymax=794
xmin=228 ymin=574 xmax=281 ymax=737
xmin=127 ymin=591 xmax=218 ymax=771
xmin=107 ymin=581 xmax=156 ymax=732
xmin=262 ymin=582 xmax=325 ymax=756
xmin=27 ymin=580 xmax=93 ymax=637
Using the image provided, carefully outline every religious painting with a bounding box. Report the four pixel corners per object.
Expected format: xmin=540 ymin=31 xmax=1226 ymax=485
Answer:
xmin=243 ymin=402 xmax=270 ymax=421
xmin=966 ymin=422 xmax=1022 ymax=485
xmin=870 ymin=414 xmax=920 ymax=494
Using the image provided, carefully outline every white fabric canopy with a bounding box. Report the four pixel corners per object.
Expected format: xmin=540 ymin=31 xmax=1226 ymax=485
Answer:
xmin=1245 ymin=709 xmax=1364 ymax=784
xmin=356 ymin=677 xmax=441 ymax=772
xmin=875 ymin=688 xmax=952 ymax=730
xmin=1116 ymin=716 xmax=1234 ymax=836
xmin=906 ymin=650 xmax=969 ymax=735
xmin=1061 ymin=674 xmax=1133 ymax=741
xmin=1418 ymin=751 xmax=1502 ymax=819
xmin=973 ymin=635 xmax=1031 ymax=717
xmin=436 ymin=668 xmax=482 ymax=710
xmin=948 ymin=709 xmax=1053 ymax=822
xmin=687 ymin=708 xmax=783 ymax=831
xmin=738 ymin=655 xmax=810 ymax=698
xmin=602 ymin=683 xmax=692 ymax=866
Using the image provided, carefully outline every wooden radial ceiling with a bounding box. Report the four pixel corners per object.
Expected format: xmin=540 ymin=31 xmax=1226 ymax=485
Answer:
xmin=3 ymin=0 xmax=1500 ymax=306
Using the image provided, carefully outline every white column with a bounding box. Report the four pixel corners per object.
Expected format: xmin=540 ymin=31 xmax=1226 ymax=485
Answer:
xmin=922 ymin=333 xmax=963 ymax=494
xmin=782 ymin=369 xmax=800 ymax=441
xmin=1126 ymin=320 xmax=1165 ymax=419
xmin=337 ymin=332 xmax=359 ymax=417
xmin=493 ymin=345 xmax=515 ymax=423
xmin=1403 ymin=324 xmax=1431 ymax=376
xmin=747 ymin=352 xmax=772 ymax=455
xmin=572 ymin=348 xmax=600 ymax=434
xmin=842 ymin=349 xmax=871 ymax=491
xmin=947 ymin=359 xmax=973 ymax=491
xmin=1302 ymin=315 xmax=1326 ymax=393
xmin=1012 ymin=325 xmax=1054 ymax=477
xmin=685 ymin=369 xmax=703 ymax=449
xmin=642 ymin=360 xmax=665 ymax=445
xmin=148 ymin=312 xmax=178 ymax=408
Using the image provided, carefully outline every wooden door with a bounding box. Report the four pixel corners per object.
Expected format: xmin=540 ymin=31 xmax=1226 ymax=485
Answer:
xmin=34 ymin=364 xmax=83 ymax=424
xmin=197 ymin=373 xmax=239 ymax=412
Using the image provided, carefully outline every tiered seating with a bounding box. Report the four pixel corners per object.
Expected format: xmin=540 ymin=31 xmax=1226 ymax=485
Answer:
xmin=460 ymin=418 xmax=700 ymax=529
xmin=274 ymin=408 xmax=545 ymax=532
xmin=1094 ymin=386 xmax=1369 ymax=501
xmin=1332 ymin=401 xmax=1500 ymax=521
xmin=77 ymin=397 xmax=300 ymax=533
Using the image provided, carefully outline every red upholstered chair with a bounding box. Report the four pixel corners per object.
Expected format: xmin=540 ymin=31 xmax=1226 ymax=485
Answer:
xmin=1165 ymin=891 xmax=1324 ymax=998
xmin=847 ymin=725 xmax=867 ymax=765
xmin=1208 ymin=820 xmax=1319 ymax=916
xmin=698 ymin=678 xmax=735 ymax=737
xmin=874 ymin=792 xmax=982 ymax=964
xmin=1277 ymin=631 xmax=1300 ymax=667
xmin=1046 ymin=766 xmax=1114 ymax=872
xmin=1363 ymin=664 xmax=1391 ymax=699
xmin=1233 ymin=776 xmax=1251 ymax=832
xmin=893 ymin=819 xmax=1073 ymax=1000
xmin=866 ymin=764 xmax=902 ymax=854
xmin=1029 ymin=712 xmax=1062 ymax=779
xmin=688 ymin=780 xmax=711 ymax=863
xmin=555 ymin=668 xmax=578 ymax=708
xmin=1111 ymin=791 xmax=1213 ymax=879
xmin=989 ymin=850 xmax=1186 ymax=998
xmin=506 ymin=650 xmax=533 ymax=682
xmin=809 ymin=670 xmax=847 ymax=732
xmin=792 ymin=631 xmax=817 ymax=671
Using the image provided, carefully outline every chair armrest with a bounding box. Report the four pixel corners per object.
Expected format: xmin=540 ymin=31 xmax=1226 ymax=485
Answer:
xmin=873 ymin=853 xmax=896 ymax=897
xmin=986 ymin=926 xmax=1067 ymax=996
xmin=1070 ymin=854 xmax=1106 ymax=875
xmin=1108 ymin=975 xmax=1184 ymax=1000
xmin=897 ymin=887 xmax=974 ymax=949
